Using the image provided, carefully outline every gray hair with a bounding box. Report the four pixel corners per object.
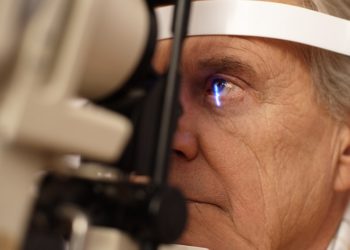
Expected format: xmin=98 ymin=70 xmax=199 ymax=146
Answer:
xmin=305 ymin=0 xmax=350 ymax=119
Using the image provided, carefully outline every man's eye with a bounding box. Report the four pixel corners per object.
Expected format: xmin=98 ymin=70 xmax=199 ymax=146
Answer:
xmin=206 ymin=76 xmax=243 ymax=107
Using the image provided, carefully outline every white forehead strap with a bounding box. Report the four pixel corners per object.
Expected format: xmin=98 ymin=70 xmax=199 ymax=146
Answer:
xmin=156 ymin=0 xmax=350 ymax=56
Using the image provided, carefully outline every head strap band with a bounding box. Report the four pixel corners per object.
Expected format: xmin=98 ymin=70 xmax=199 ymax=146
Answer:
xmin=156 ymin=0 xmax=350 ymax=56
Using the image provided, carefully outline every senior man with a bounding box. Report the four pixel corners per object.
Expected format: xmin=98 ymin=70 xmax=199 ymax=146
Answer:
xmin=153 ymin=0 xmax=350 ymax=249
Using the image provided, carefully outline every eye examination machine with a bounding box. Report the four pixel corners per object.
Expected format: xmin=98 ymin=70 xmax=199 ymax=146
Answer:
xmin=0 ymin=0 xmax=349 ymax=250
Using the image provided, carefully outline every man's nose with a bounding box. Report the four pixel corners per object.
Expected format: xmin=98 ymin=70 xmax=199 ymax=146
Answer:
xmin=172 ymin=128 xmax=198 ymax=160
xmin=171 ymin=83 xmax=199 ymax=161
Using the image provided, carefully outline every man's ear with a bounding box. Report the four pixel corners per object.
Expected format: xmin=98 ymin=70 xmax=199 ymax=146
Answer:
xmin=334 ymin=123 xmax=350 ymax=192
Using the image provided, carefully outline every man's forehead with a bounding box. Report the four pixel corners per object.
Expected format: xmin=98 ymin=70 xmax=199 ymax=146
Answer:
xmin=153 ymin=35 xmax=298 ymax=82
xmin=183 ymin=36 xmax=298 ymax=68
xmin=156 ymin=35 xmax=300 ymax=60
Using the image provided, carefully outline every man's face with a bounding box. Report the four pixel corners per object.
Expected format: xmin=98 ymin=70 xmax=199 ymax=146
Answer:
xmin=153 ymin=36 xmax=345 ymax=250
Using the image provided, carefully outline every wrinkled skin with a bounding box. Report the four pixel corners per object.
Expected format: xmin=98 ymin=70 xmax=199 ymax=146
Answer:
xmin=153 ymin=15 xmax=350 ymax=250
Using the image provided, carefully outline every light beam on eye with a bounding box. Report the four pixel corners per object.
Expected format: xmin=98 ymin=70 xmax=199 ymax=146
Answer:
xmin=214 ymin=84 xmax=221 ymax=107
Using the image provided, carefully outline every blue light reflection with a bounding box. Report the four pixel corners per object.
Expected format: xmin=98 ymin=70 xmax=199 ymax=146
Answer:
xmin=214 ymin=84 xmax=222 ymax=107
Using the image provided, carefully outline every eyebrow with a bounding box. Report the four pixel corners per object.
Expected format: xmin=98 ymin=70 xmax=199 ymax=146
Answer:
xmin=197 ymin=56 xmax=258 ymax=80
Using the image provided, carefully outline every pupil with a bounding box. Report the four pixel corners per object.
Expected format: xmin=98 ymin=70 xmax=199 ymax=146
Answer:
xmin=212 ymin=79 xmax=226 ymax=93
